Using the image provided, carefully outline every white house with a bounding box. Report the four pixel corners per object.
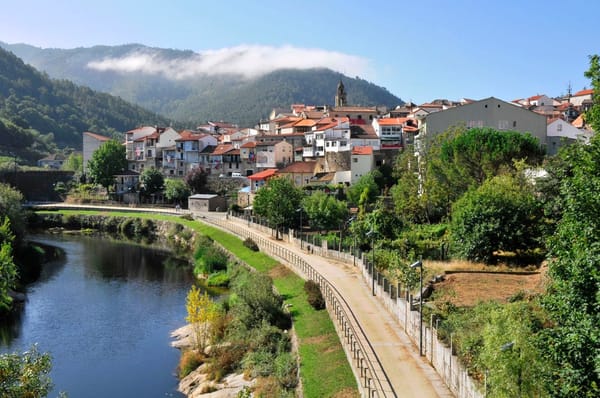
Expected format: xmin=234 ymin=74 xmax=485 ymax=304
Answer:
xmin=547 ymin=118 xmax=593 ymax=155
xmin=351 ymin=146 xmax=374 ymax=185
xmin=83 ymin=131 xmax=110 ymax=172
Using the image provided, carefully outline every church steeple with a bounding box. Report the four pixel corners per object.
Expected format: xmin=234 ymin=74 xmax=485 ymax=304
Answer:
xmin=335 ymin=79 xmax=347 ymax=107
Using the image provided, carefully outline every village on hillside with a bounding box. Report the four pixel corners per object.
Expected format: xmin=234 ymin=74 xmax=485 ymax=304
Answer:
xmin=75 ymin=81 xmax=596 ymax=208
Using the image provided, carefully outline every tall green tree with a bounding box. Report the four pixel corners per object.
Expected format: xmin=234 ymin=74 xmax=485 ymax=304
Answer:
xmin=86 ymin=139 xmax=127 ymax=195
xmin=0 ymin=217 xmax=18 ymax=313
xmin=450 ymin=173 xmax=543 ymax=264
xmin=164 ymin=178 xmax=191 ymax=205
xmin=584 ymin=54 xmax=600 ymax=133
xmin=302 ymin=191 xmax=348 ymax=232
xmin=541 ymin=135 xmax=600 ymax=397
xmin=252 ymin=177 xmax=304 ymax=238
xmin=61 ymin=152 xmax=82 ymax=172
xmin=140 ymin=167 xmax=164 ymax=196
xmin=346 ymin=171 xmax=380 ymax=210
xmin=0 ymin=183 xmax=25 ymax=244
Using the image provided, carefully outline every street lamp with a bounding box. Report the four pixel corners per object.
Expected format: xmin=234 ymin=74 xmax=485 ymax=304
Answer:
xmin=366 ymin=229 xmax=376 ymax=296
xmin=410 ymin=259 xmax=423 ymax=356
xmin=296 ymin=208 xmax=303 ymax=249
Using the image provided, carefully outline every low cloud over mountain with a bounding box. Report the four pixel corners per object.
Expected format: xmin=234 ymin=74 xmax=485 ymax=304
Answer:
xmin=87 ymin=45 xmax=372 ymax=80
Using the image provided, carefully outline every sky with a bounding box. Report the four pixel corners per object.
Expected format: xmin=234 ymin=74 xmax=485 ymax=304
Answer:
xmin=1 ymin=0 xmax=599 ymax=104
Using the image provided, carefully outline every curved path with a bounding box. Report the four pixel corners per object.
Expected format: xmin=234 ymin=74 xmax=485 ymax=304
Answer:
xmin=33 ymin=204 xmax=453 ymax=397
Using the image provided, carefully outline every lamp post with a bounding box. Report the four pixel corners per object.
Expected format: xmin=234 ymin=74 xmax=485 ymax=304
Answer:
xmin=296 ymin=208 xmax=303 ymax=249
xmin=366 ymin=229 xmax=376 ymax=296
xmin=410 ymin=259 xmax=423 ymax=356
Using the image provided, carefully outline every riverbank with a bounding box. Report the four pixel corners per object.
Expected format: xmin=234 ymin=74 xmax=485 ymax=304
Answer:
xmin=32 ymin=209 xmax=358 ymax=397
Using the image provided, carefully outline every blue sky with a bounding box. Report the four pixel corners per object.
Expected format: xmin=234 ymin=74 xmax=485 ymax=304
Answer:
xmin=2 ymin=0 xmax=598 ymax=104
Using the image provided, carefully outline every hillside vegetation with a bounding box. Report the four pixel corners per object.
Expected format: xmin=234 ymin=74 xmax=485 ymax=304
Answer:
xmin=0 ymin=42 xmax=403 ymax=127
xmin=0 ymin=46 xmax=170 ymax=155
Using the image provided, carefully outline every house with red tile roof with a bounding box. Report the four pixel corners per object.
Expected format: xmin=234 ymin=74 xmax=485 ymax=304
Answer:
xmin=170 ymin=131 xmax=218 ymax=176
xmin=247 ymin=168 xmax=278 ymax=191
xmin=372 ymin=118 xmax=404 ymax=150
xmin=277 ymin=161 xmax=318 ymax=187
xmin=125 ymin=126 xmax=180 ymax=174
xmin=303 ymin=117 xmax=351 ymax=158
xmin=255 ymin=141 xmax=293 ymax=170
xmin=570 ymin=88 xmax=594 ymax=108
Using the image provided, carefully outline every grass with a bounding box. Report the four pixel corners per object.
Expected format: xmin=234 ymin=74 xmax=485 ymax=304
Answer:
xmin=37 ymin=209 xmax=359 ymax=397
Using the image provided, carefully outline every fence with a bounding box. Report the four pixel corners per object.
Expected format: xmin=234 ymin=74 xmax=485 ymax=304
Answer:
xmin=216 ymin=214 xmax=485 ymax=398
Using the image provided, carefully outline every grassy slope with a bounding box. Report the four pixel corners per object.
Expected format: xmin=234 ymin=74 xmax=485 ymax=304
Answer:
xmin=39 ymin=210 xmax=358 ymax=397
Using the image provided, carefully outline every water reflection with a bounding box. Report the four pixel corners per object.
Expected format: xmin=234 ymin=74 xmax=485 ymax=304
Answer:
xmin=0 ymin=234 xmax=196 ymax=398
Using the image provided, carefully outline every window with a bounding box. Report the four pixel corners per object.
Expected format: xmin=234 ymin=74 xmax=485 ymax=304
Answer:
xmin=513 ymin=121 xmax=517 ymax=128
xmin=353 ymin=158 xmax=358 ymax=163
xmin=498 ymin=120 xmax=509 ymax=130
xmin=557 ymin=123 xmax=563 ymax=131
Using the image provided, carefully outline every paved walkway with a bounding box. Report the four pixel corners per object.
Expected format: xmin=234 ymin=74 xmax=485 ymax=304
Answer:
xmin=210 ymin=214 xmax=454 ymax=398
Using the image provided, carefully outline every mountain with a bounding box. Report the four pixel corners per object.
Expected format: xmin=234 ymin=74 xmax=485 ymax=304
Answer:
xmin=0 ymin=43 xmax=404 ymax=127
xmin=0 ymin=46 xmax=170 ymax=158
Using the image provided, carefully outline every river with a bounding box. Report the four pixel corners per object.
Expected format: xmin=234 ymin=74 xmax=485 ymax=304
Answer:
xmin=0 ymin=234 xmax=198 ymax=397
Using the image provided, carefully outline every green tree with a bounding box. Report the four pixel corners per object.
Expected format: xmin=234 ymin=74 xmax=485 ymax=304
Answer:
xmin=252 ymin=177 xmax=303 ymax=238
xmin=302 ymin=191 xmax=348 ymax=232
xmin=540 ymin=135 xmax=600 ymax=397
xmin=164 ymin=178 xmax=190 ymax=205
xmin=450 ymin=173 xmax=543 ymax=264
xmin=86 ymin=139 xmax=127 ymax=195
xmin=140 ymin=167 xmax=164 ymax=196
xmin=346 ymin=171 xmax=380 ymax=209
xmin=584 ymin=54 xmax=600 ymax=133
xmin=61 ymin=152 xmax=82 ymax=172
xmin=0 ymin=345 xmax=54 ymax=398
xmin=0 ymin=183 xmax=25 ymax=244
xmin=0 ymin=217 xmax=18 ymax=313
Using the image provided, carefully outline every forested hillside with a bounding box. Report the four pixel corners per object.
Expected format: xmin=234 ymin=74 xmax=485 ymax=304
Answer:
xmin=0 ymin=47 xmax=170 ymax=158
xmin=0 ymin=43 xmax=403 ymax=127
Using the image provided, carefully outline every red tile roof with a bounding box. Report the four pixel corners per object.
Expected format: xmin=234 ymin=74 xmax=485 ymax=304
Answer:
xmin=211 ymin=144 xmax=234 ymax=156
xmin=241 ymin=141 xmax=257 ymax=148
xmin=84 ymin=132 xmax=110 ymax=141
xmin=377 ymin=117 xmax=406 ymax=126
xmin=248 ymin=169 xmax=278 ymax=181
xmin=352 ymin=146 xmax=373 ymax=155
xmin=574 ymin=89 xmax=593 ymax=97
xmin=177 ymin=130 xmax=210 ymax=141
xmin=278 ymin=161 xmax=317 ymax=174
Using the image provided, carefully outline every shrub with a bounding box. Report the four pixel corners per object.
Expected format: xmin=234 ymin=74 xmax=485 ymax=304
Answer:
xmin=304 ymin=280 xmax=325 ymax=310
xmin=178 ymin=350 xmax=205 ymax=379
xmin=206 ymin=270 xmax=230 ymax=287
xmin=242 ymin=349 xmax=276 ymax=377
xmin=274 ymin=352 xmax=298 ymax=389
xmin=243 ymin=238 xmax=259 ymax=252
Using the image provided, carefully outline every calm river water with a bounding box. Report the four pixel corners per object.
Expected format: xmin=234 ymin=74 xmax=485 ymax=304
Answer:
xmin=0 ymin=234 xmax=197 ymax=398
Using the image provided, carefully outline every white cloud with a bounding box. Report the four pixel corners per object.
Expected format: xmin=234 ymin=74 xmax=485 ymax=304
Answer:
xmin=87 ymin=45 xmax=372 ymax=80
